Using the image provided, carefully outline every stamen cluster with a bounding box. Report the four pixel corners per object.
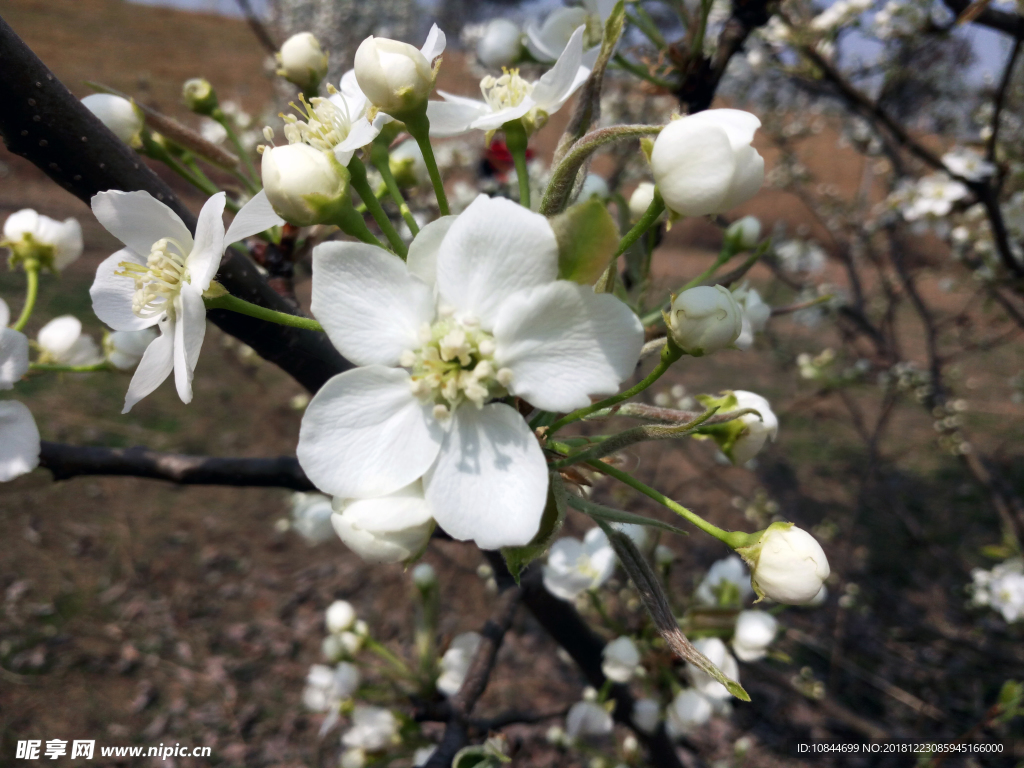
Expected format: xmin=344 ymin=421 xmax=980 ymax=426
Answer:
xmin=117 ymin=238 xmax=188 ymax=320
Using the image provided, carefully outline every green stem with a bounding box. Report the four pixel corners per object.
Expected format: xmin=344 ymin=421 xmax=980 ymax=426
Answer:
xmin=369 ymin=142 xmax=421 ymax=236
xmin=616 ymin=195 xmax=666 ymax=262
xmin=404 ymin=109 xmax=450 ymax=215
xmin=348 ymin=156 xmax=408 ymax=258
xmin=546 ymin=340 xmax=683 ymax=435
xmin=30 ymin=362 xmax=110 ymax=373
xmin=331 ymin=204 xmax=387 ymax=249
xmin=503 ymin=120 xmax=531 ymax=209
xmin=12 ymin=264 xmax=38 ymax=332
xmin=214 ymin=109 xmax=260 ymax=190
xmin=611 ymin=54 xmax=677 ymax=91
xmin=364 ymin=637 xmax=412 ymax=676
xmin=204 ymin=294 xmax=324 ymax=332
xmin=142 ymin=132 xmax=220 ymax=196
xmin=639 ymin=244 xmax=743 ymax=326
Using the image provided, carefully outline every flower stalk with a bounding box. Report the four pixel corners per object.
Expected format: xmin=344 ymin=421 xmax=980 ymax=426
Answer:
xmin=348 ymin=156 xmax=408 ymax=257
xmin=369 ymin=141 xmax=420 ymax=236
xmin=403 ymin=109 xmax=450 ymax=215
xmin=204 ymin=293 xmax=324 ymax=332
xmin=12 ymin=261 xmax=38 ymax=332
xmin=503 ymin=119 xmax=531 ymax=209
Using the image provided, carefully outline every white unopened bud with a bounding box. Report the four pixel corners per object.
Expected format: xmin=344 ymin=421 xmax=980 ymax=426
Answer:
xmin=261 ymin=143 xmax=350 ymax=226
xmin=651 ymin=109 xmax=764 ymax=217
xmin=667 ymin=285 xmax=742 ymax=356
xmin=81 ymin=94 xmax=144 ymax=146
xmin=579 ymin=173 xmax=609 ymax=200
xmin=477 ymin=18 xmax=523 ymax=69
xmin=628 ymin=182 xmax=657 ymax=222
xmin=182 ymin=78 xmax=218 ymax=115
xmin=277 ymin=32 xmax=329 ymax=92
xmin=326 ymin=600 xmax=357 ymax=633
xmin=654 ymin=544 xmax=676 ymax=566
xmin=412 ymin=562 xmax=437 ymax=589
xmin=726 ymin=215 xmax=762 ymax=250
xmin=738 ymin=522 xmax=830 ymax=604
xmin=565 ymin=701 xmax=614 ymax=740
xmin=354 ymin=34 xmax=436 ymax=117
xmin=731 ymin=609 xmax=777 ymax=661
xmin=601 ymin=636 xmax=640 ymax=683
xmin=728 ymin=390 xmax=778 ymax=465
xmin=665 ymin=688 xmax=713 ymax=739
xmin=631 ymin=698 xmax=661 ymax=734
xmin=105 ymin=328 xmax=157 ymax=370
xmin=331 ymin=484 xmax=434 ymax=565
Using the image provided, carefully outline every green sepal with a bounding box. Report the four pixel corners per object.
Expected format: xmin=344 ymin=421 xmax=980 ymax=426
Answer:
xmin=551 ymin=197 xmax=620 ymax=285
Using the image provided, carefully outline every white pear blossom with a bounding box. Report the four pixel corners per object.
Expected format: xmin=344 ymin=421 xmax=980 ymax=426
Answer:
xmin=105 ymin=328 xmax=158 ymax=370
xmin=36 ymin=316 xmax=103 ymax=367
xmin=342 ymin=706 xmax=399 ymax=751
xmin=526 ymin=0 xmax=615 ymax=64
xmin=354 ymin=25 xmax=446 ymax=118
xmin=970 ymin=558 xmax=1024 ymax=622
xmin=565 ymin=700 xmax=614 ymax=740
xmin=437 ymin=631 xmax=483 ymax=695
xmin=289 ymin=491 xmax=336 ymax=544
xmin=651 ymin=110 xmax=765 ymax=218
xmin=0 ymin=298 xmax=30 ymax=390
xmin=326 ymin=600 xmax=358 ymax=634
xmin=427 ymin=26 xmax=590 ymax=138
xmin=3 ymin=209 xmax=83 ymax=272
xmin=601 ymin=636 xmax=640 ymax=683
xmin=296 ymin=195 xmax=643 ymax=549
xmin=740 ymin=522 xmax=830 ymax=604
xmin=331 ymin=481 xmax=435 ymax=564
xmin=302 ymin=662 xmax=360 ymax=711
xmin=776 ymin=239 xmax=826 ymax=274
xmin=900 ymin=174 xmax=969 ymax=220
xmin=82 ymin=93 xmax=144 ymax=146
xmin=0 ymin=400 xmax=40 ymax=482
xmin=731 ymin=610 xmax=777 ymax=661
xmin=731 ymin=282 xmax=771 ymax=350
xmin=695 ymin=555 xmax=753 ymax=606
xmin=943 ymin=148 xmax=995 ymax=182
xmin=629 ymin=182 xmax=657 ymax=222
xmin=724 ymin=390 xmax=778 ymax=465
xmin=667 ymin=285 xmax=743 ymax=356
xmin=631 ymin=698 xmax=661 ymax=734
xmin=685 ymin=637 xmax=739 ymax=700
xmin=277 ymin=32 xmax=329 ymax=92
xmin=543 ymin=528 xmax=617 ymax=600
xmin=261 ymin=143 xmax=349 ymax=226
xmin=89 ymin=190 xmax=279 ymax=412
xmin=664 ymin=688 xmax=713 ymax=738
xmin=477 ymin=18 xmax=523 ymax=69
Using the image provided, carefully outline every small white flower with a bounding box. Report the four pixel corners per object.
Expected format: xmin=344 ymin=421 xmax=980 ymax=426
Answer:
xmin=296 ymin=196 xmax=643 ymax=550
xmin=277 ymin=32 xmax=329 ymax=92
xmin=428 ymin=26 xmax=590 ymax=138
xmin=651 ymin=110 xmax=765 ymax=218
xmin=477 ymin=18 xmax=523 ymax=69
xmin=731 ymin=282 xmax=770 ymax=351
xmin=3 ymin=209 xmax=83 ymax=272
xmin=261 ymin=143 xmax=349 ymax=226
xmin=0 ymin=400 xmax=40 ymax=482
xmin=942 ymin=148 xmax=995 ymax=182
xmin=970 ymin=558 xmax=1024 ymax=622
xmin=290 ymin=491 xmax=336 ymax=544
xmin=685 ymin=637 xmax=739 ymax=700
xmin=326 ymin=600 xmax=357 ymax=634
xmin=341 ymin=706 xmax=399 ymax=752
xmin=726 ymin=215 xmax=762 ymax=250
xmin=902 ymin=174 xmax=969 ymax=220
xmin=667 ymin=285 xmax=743 ymax=356
xmin=731 ymin=610 xmax=777 ymax=662
xmin=775 ymin=239 xmax=826 ymax=274
xmin=89 ymin=191 xmax=278 ymax=412
xmin=82 ymin=94 xmax=144 ymax=146
xmin=302 ymin=662 xmax=360 ymax=711
xmin=36 ymin=316 xmax=103 ymax=367
xmin=601 ymin=636 xmax=640 ymax=683
xmin=695 ymin=555 xmax=753 ymax=606
xmin=628 ymin=182 xmax=657 ymax=222
xmin=437 ymin=631 xmax=483 ymax=696
xmin=543 ymin=528 xmax=617 ymax=600
xmin=739 ymin=522 xmax=830 ymax=604
xmin=105 ymin=329 xmax=158 ymax=371
xmin=565 ymin=700 xmax=613 ymax=740
xmin=0 ymin=298 xmax=30 ymax=390
xmin=664 ymin=688 xmax=713 ymax=738
xmin=331 ymin=481 xmax=435 ymax=564
xmin=725 ymin=390 xmax=778 ymax=465
xmin=631 ymin=698 xmax=661 ymax=734
xmin=354 ymin=25 xmax=446 ymax=118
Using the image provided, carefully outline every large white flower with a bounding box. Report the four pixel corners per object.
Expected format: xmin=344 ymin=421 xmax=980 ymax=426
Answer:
xmin=526 ymin=0 xmax=616 ymax=65
xmin=89 ymin=191 xmax=279 ymax=413
xmin=0 ymin=298 xmax=30 ymax=390
xmin=543 ymin=527 xmax=617 ymax=600
xmin=36 ymin=316 xmax=104 ymax=367
xmin=3 ymin=209 xmax=83 ymax=272
xmin=297 ymin=196 xmax=643 ymax=549
xmin=0 ymin=400 xmax=39 ymax=482
xmin=427 ymin=26 xmax=590 ymax=138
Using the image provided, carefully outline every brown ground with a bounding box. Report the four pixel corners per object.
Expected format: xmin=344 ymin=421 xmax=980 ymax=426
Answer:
xmin=1 ymin=1 xmax=1023 ymax=766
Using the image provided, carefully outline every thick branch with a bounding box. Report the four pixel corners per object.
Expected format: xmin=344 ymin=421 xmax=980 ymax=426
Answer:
xmin=942 ymin=0 xmax=1024 ymax=38
xmin=0 ymin=16 xmax=350 ymax=392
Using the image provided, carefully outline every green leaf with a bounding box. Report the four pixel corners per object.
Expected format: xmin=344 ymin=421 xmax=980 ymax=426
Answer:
xmin=551 ymin=198 xmax=620 ymax=285
xmin=567 ymin=494 xmax=689 ymax=537
xmin=502 ymin=472 xmax=568 ymax=582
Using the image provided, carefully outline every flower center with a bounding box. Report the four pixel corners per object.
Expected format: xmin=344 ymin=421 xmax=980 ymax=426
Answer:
xmin=480 ymin=68 xmax=534 ymax=112
xmin=116 ymin=237 xmax=189 ymax=320
xmin=281 ymin=95 xmax=352 ymax=153
xmin=400 ymin=307 xmax=514 ymax=422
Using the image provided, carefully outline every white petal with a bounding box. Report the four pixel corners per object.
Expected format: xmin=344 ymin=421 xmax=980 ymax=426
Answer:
xmin=683 ymin=109 xmax=761 ymax=150
xmin=311 ymin=242 xmax=435 ymax=367
xmin=91 ymin=248 xmax=159 ymax=332
xmin=468 ymin=100 xmax=536 ymax=132
xmin=651 ymin=121 xmax=737 ymax=217
xmin=338 ymin=70 xmax=368 ymax=112
xmin=0 ymin=328 xmax=29 ymax=389
xmin=407 ymin=215 xmax=457 ymax=289
xmin=427 ymin=98 xmax=489 ymax=137
xmin=332 ymin=483 xmax=435 ymax=564
xmin=336 ymin=115 xmax=383 ymax=153
xmin=718 ymin=145 xmax=765 ymax=211
xmin=3 ymin=209 xmax=40 ymax=239
xmin=52 ymin=218 xmax=84 ymax=271
xmin=123 ymin=319 xmax=175 ymax=413
xmin=531 ymin=25 xmax=586 ymax=112
xmin=420 ymin=23 xmax=447 ymax=62
xmin=494 ymin=282 xmax=643 ymax=412
xmin=186 ymin=192 xmax=226 ymax=292
xmin=37 ymin=315 xmax=82 ymax=357
xmin=225 ymin=189 xmax=285 ymax=245
xmin=0 ymin=297 xmax=9 ymax=329
xmin=62 ymin=335 xmax=104 ymax=367
xmin=297 ymin=366 xmax=443 ymax=498
xmin=172 ymin=284 xmax=206 ymax=405
xmin=0 ymin=401 xmax=40 ymax=482
xmin=425 ymin=403 xmax=548 ymax=549
xmin=435 ymin=195 xmax=559 ymax=328
xmin=91 ymin=190 xmax=193 ymax=257
xmin=525 ymin=8 xmax=589 ymax=62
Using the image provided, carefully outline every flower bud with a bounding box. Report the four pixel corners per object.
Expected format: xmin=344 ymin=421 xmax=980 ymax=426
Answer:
xmin=261 ymin=143 xmax=351 ymax=226
xmin=654 ymin=544 xmax=676 ymax=567
xmin=105 ymin=329 xmax=158 ymax=371
xmin=601 ymin=636 xmax=640 ymax=683
xmin=411 ymin=562 xmax=437 ymax=589
xmin=728 ymin=390 xmax=778 ymax=465
xmin=565 ymin=701 xmax=614 ymax=740
xmin=731 ymin=282 xmax=771 ymax=351
xmin=651 ymin=109 xmax=764 ymax=217
xmin=667 ymin=285 xmax=742 ymax=356
xmin=477 ymin=19 xmax=523 ymax=69
xmin=631 ymin=698 xmax=661 ymax=734
xmin=579 ymin=173 xmax=609 ymax=200
xmin=81 ymin=94 xmax=144 ymax=146
xmin=731 ymin=610 xmax=777 ymax=661
xmin=725 ymin=215 xmax=762 ymax=251
xmin=354 ymin=36 xmax=435 ymax=118
xmin=737 ymin=522 xmax=830 ymax=604
xmin=388 ymin=139 xmax=428 ymax=188
xmin=330 ymin=484 xmax=434 ymax=565
xmin=665 ymin=689 xmax=713 ymax=739
xmin=628 ymin=182 xmax=657 ymax=222
xmin=182 ymin=78 xmax=219 ymax=116
xmin=2 ymin=209 xmax=83 ymax=273
xmin=36 ymin=316 xmax=103 ymax=367
xmin=326 ymin=600 xmax=357 ymax=633
xmin=277 ymin=32 xmax=329 ymax=92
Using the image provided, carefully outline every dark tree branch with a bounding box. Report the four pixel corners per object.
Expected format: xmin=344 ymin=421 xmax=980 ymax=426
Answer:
xmin=0 ymin=16 xmax=350 ymax=392
xmin=233 ymin=0 xmax=279 ymax=54
xmin=38 ymin=442 xmax=315 ymax=490
xmin=987 ymin=36 xmax=1021 ymax=164
xmin=942 ymin=0 xmax=1024 ymax=39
